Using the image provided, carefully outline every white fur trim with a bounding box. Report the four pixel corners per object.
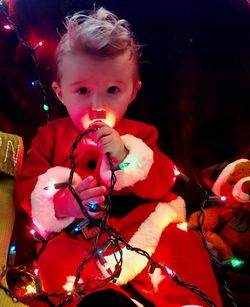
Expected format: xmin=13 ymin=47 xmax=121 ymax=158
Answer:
xmin=100 ymin=134 xmax=153 ymax=190
xmin=31 ymin=166 xmax=82 ymax=237
xmin=232 ymin=176 xmax=250 ymax=202
xmin=131 ymin=299 xmax=144 ymax=307
xmin=98 ymin=197 xmax=186 ymax=285
xmin=212 ymin=159 xmax=249 ymax=196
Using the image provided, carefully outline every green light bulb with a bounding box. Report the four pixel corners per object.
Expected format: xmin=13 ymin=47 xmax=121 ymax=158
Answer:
xmin=231 ymin=257 xmax=245 ymax=268
xmin=118 ymin=162 xmax=130 ymax=170
xmin=43 ymin=104 xmax=49 ymax=112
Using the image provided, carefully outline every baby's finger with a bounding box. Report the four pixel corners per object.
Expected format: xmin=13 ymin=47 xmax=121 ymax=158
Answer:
xmin=95 ymin=126 xmax=112 ymax=139
xmin=87 ymin=210 xmax=105 ymax=219
xmin=76 ymin=176 xmax=97 ymax=192
xmin=96 ymin=136 xmax=113 ymax=154
xmin=91 ymin=127 xmax=112 ymax=145
xmin=89 ymin=121 xmax=108 ymax=129
xmin=78 ymin=186 xmax=106 ymax=201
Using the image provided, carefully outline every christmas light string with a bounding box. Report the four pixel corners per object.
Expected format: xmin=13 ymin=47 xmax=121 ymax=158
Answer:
xmin=0 ymin=158 xmax=241 ymax=306
xmin=48 ymin=130 xmax=218 ymax=306
xmin=56 ymin=163 xmax=243 ymax=306
xmin=0 ymin=4 xmax=50 ymax=119
xmin=193 ymin=193 xmax=238 ymax=307
xmin=196 ymin=207 xmax=238 ymax=307
xmin=58 ymin=131 xmax=123 ymax=302
xmin=0 ymin=128 xmax=222 ymax=306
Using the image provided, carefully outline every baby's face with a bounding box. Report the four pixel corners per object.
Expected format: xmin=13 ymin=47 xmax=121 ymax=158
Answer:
xmin=53 ymin=51 xmax=141 ymax=131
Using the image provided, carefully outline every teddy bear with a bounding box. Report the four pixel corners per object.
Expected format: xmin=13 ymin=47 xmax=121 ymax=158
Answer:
xmin=189 ymin=158 xmax=250 ymax=262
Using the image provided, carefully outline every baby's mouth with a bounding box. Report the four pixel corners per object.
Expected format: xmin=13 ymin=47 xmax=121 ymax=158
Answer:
xmin=90 ymin=110 xmax=106 ymax=121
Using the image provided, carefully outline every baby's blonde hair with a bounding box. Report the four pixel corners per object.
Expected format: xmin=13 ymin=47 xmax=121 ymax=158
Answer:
xmin=54 ymin=7 xmax=141 ymax=82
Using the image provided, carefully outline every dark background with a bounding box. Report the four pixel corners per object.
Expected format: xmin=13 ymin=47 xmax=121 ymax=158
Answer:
xmin=0 ymin=0 xmax=250 ymax=175
xmin=1 ymin=4 xmax=250 ymax=305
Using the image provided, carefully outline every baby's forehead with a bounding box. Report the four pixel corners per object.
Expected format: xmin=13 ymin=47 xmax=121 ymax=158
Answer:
xmin=58 ymin=57 xmax=135 ymax=89
xmin=56 ymin=48 xmax=139 ymax=86
xmin=62 ymin=50 xmax=135 ymax=73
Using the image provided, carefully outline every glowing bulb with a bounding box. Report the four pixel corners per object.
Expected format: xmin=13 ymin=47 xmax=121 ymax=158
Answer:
xmin=164 ymin=266 xmax=176 ymax=278
xmin=176 ymin=222 xmax=188 ymax=231
xmin=25 ymin=285 xmax=37 ymax=294
xmin=63 ymin=281 xmax=74 ymax=292
xmin=8 ymin=242 xmax=16 ymax=265
xmin=63 ymin=276 xmax=83 ymax=292
xmin=173 ymin=167 xmax=180 ymax=176
xmin=30 ymin=229 xmax=35 ymax=235
xmin=173 ymin=168 xmax=190 ymax=182
xmin=82 ymin=112 xmax=116 ymax=130
xmin=31 ymin=80 xmax=39 ymax=86
xmin=34 ymin=268 xmax=39 ymax=275
xmin=231 ymin=257 xmax=245 ymax=268
xmin=3 ymin=24 xmax=12 ymax=30
xmin=33 ymin=41 xmax=44 ymax=50
xmin=43 ymin=104 xmax=49 ymax=112
xmin=220 ymin=196 xmax=227 ymax=202
xmin=9 ymin=245 xmax=16 ymax=253
xmin=73 ymin=225 xmax=81 ymax=233
xmin=118 ymin=162 xmax=130 ymax=170
xmin=100 ymin=112 xmax=116 ymax=128
xmin=86 ymin=201 xmax=103 ymax=213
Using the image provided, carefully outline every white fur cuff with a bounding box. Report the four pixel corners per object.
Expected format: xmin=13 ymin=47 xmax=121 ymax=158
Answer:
xmin=31 ymin=166 xmax=82 ymax=237
xmin=98 ymin=197 xmax=186 ymax=285
xmin=100 ymin=134 xmax=153 ymax=190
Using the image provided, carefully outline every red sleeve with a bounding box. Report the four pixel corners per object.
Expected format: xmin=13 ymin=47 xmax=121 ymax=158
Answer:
xmin=15 ymin=124 xmax=56 ymax=216
xmin=129 ymin=123 xmax=176 ymax=201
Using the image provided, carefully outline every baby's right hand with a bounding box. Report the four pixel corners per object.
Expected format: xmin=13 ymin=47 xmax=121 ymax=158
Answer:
xmin=54 ymin=176 xmax=106 ymax=219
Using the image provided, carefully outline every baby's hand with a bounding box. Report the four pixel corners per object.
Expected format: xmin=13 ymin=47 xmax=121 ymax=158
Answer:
xmin=54 ymin=176 xmax=106 ymax=219
xmin=89 ymin=121 xmax=128 ymax=164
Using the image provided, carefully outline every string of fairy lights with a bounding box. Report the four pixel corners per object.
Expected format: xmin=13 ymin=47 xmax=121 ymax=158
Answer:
xmin=0 ymin=1 xmax=245 ymax=306
xmin=0 ymin=127 xmax=241 ymax=306
xmin=0 ymin=0 xmax=50 ymax=120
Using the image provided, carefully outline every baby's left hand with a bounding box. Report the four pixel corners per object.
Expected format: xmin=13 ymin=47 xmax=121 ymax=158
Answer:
xmin=89 ymin=121 xmax=128 ymax=164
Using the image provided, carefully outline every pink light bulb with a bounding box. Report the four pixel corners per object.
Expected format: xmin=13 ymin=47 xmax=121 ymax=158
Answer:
xmin=30 ymin=229 xmax=35 ymax=235
xmin=3 ymin=24 xmax=12 ymax=30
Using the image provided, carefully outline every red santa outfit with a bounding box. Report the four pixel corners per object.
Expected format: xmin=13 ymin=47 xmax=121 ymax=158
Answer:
xmin=15 ymin=117 xmax=222 ymax=307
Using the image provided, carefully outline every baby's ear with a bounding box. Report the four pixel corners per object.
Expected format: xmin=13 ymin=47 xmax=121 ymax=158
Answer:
xmin=130 ymin=80 xmax=142 ymax=102
xmin=52 ymin=81 xmax=63 ymax=102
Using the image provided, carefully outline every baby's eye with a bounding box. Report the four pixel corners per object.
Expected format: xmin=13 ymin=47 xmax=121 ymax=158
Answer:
xmin=107 ymin=86 xmax=120 ymax=94
xmin=77 ymin=87 xmax=89 ymax=95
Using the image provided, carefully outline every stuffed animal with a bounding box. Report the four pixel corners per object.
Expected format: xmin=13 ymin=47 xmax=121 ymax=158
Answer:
xmin=189 ymin=158 xmax=250 ymax=262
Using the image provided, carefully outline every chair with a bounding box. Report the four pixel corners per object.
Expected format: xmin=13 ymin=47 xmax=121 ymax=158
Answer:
xmin=0 ymin=131 xmax=26 ymax=306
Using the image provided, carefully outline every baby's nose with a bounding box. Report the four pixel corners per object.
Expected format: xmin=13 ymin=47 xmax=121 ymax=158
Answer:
xmin=92 ymin=93 xmax=105 ymax=108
